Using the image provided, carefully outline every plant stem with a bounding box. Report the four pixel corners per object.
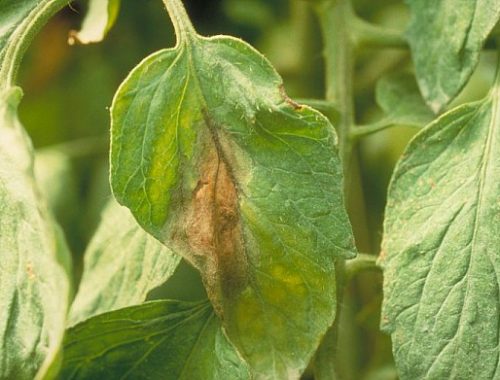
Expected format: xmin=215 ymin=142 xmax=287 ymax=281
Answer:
xmin=313 ymin=0 xmax=356 ymax=378
xmin=345 ymin=253 xmax=379 ymax=279
xmin=350 ymin=119 xmax=422 ymax=140
xmin=351 ymin=17 xmax=407 ymax=49
xmin=162 ymin=0 xmax=197 ymax=45
xmin=0 ymin=0 xmax=69 ymax=90
xmin=316 ymin=0 xmax=355 ymax=183
xmin=350 ymin=120 xmax=397 ymax=139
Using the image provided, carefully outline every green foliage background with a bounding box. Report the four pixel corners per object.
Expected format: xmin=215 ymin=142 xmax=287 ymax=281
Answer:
xmin=16 ymin=0 xmax=497 ymax=378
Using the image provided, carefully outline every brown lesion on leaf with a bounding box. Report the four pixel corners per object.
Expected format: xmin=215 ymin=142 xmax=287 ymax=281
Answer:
xmin=279 ymin=84 xmax=302 ymax=110
xmin=429 ymin=178 xmax=436 ymax=189
xmin=26 ymin=261 xmax=35 ymax=280
xmin=176 ymin=111 xmax=248 ymax=313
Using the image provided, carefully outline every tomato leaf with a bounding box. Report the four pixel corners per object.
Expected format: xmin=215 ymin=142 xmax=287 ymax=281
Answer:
xmin=375 ymin=71 xmax=434 ymax=128
xmin=381 ymin=86 xmax=500 ymax=378
xmin=0 ymin=88 xmax=72 ymax=380
xmin=110 ymin=1 xmax=356 ymax=377
xmin=406 ymin=0 xmax=500 ymax=112
xmin=68 ymin=200 xmax=181 ymax=325
xmin=69 ymin=0 xmax=121 ymax=45
xmin=60 ymin=301 xmax=250 ymax=380
xmin=0 ymin=3 xmax=75 ymax=377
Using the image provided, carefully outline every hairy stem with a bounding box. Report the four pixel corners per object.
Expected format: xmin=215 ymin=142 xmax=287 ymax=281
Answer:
xmin=313 ymin=0 xmax=356 ymax=378
xmin=162 ymin=0 xmax=197 ymax=45
xmin=351 ymin=17 xmax=407 ymax=49
xmin=317 ymin=0 xmax=355 ymax=179
xmin=346 ymin=253 xmax=379 ymax=279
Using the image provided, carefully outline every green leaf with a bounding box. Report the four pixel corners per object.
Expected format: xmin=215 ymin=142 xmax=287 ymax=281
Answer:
xmin=110 ymin=1 xmax=356 ymax=377
xmin=69 ymin=0 xmax=121 ymax=45
xmin=380 ymin=84 xmax=500 ymax=378
xmin=406 ymin=0 xmax=500 ymax=112
xmin=0 ymin=88 xmax=72 ymax=379
xmin=60 ymin=300 xmax=250 ymax=380
xmin=375 ymin=71 xmax=434 ymax=127
xmin=68 ymin=199 xmax=181 ymax=325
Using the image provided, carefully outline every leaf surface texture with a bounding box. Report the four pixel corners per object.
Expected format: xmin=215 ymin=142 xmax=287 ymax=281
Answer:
xmin=406 ymin=0 xmax=500 ymax=111
xmin=0 ymin=89 xmax=72 ymax=380
xmin=60 ymin=301 xmax=250 ymax=380
xmin=381 ymin=87 xmax=500 ymax=378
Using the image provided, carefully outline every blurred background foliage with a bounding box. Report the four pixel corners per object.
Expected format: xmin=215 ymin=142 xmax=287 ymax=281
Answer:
xmin=18 ymin=0 xmax=497 ymax=379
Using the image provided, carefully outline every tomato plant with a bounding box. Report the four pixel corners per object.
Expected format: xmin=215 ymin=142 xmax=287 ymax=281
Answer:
xmin=1 ymin=0 xmax=499 ymax=379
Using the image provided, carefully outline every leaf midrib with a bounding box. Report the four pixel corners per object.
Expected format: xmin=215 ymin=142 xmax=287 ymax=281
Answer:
xmin=180 ymin=37 xmax=247 ymax=274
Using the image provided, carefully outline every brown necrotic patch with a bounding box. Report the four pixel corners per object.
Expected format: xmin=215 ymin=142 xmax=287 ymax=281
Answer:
xmin=182 ymin=115 xmax=248 ymax=309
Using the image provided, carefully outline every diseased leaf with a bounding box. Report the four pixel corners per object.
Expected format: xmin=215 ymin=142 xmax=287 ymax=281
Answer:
xmin=380 ymin=84 xmax=500 ymax=378
xmin=406 ymin=0 xmax=500 ymax=111
xmin=68 ymin=199 xmax=181 ymax=325
xmin=60 ymin=300 xmax=250 ymax=380
xmin=375 ymin=71 xmax=434 ymax=127
xmin=110 ymin=2 xmax=356 ymax=377
xmin=69 ymin=0 xmax=121 ymax=45
xmin=0 ymin=88 xmax=72 ymax=379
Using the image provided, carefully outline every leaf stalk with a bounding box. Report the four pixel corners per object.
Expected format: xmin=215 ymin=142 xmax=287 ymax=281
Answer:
xmin=162 ymin=0 xmax=197 ymax=45
xmin=345 ymin=253 xmax=379 ymax=279
xmin=350 ymin=120 xmax=420 ymax=140
xmin=313 ymin=0 xmax=357 ymax=378
xmin=351 ymin=17 xmax=407 ymax=49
